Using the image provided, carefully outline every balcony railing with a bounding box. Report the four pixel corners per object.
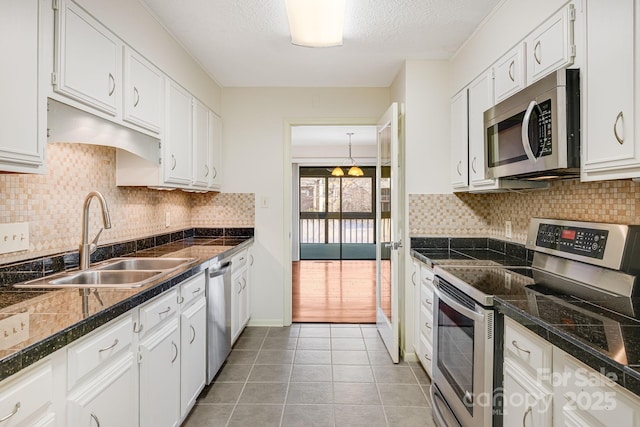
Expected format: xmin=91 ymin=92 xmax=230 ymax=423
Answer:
xmin=300 ymin=218 xmax=389 ymax=244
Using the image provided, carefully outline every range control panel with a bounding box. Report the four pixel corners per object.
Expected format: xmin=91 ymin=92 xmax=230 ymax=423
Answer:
xmin=535 ymin=223 xmax=609 ymax=259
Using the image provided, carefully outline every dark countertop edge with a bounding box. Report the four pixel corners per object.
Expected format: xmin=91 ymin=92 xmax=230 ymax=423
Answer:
xmin=0 ymin=237 xmax=254 ymax=383
xmin=410 ymin=249 xmax=436 ymax=268
xmin=494 ymin=297 xmax=640 ymax=398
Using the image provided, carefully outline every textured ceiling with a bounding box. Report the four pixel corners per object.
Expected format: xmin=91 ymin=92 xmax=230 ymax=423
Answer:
xmin=140 ymin=0 xmax=501 ymax=87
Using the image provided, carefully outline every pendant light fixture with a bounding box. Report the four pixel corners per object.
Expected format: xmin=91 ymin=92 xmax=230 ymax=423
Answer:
xmin=332 ymin=132 xmax=363 ymax=177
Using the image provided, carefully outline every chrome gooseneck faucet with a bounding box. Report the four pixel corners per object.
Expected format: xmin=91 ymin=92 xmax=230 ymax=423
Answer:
xmin=79 ymin=191 xmax=112 ymax=270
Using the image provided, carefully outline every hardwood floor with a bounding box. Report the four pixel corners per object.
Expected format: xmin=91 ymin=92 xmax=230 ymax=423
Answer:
xmin=292 ymin=260 xmax=377 ymax=323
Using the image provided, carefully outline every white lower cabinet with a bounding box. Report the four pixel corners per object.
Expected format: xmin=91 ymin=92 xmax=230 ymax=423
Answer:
xmin=180 ymin=296 xmax=207 ymax=418
xmin=0 ymin=360 xmax=55 ymax=427
xmin=412 ymin=260 xmax=434 ymax=376
xmin=67 ymin=353 xmax=137 ymax=427
xmin=139 ymin=318 xmax=181 ymax=427
xmin=231 ymin=248 xmax=252 ymax=344
xmin=503 ymin=359 xmax=553 ymax=427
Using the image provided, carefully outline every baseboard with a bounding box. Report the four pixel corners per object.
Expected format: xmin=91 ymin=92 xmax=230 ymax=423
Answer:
xmin=247 ymin=318 xmax=286 ymax=327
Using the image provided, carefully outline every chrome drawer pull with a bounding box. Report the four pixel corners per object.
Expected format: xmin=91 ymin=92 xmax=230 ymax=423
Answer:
xmin=91 ymin=413 xmax=101 ymax=427
xmin=0 ymin=402 xmax=20 ymax=422
xmin=411 ymin=271 xmax=416 ymax=285
xmin=192 ymin=287 xmax=201 ymax=294
xmin=98 ymin=339 xmax=119 ymax=353
xmin=171 ymin=341 xmax=178 ymax=363
xmin=424 ymin=322 xmax=431 ymax=330
xmin=424 ymin=354 xmax=431 ymax=361
xmin=614 ymin=111 xmax=624 ymax=144
xmin=108 ymin=73 xmax=115 ymax=96
xmin=522 ymin=406 xmax=532 ymax=426
xmin=512 ymin=340 xmax=531 ymax=354
xmin=133 ymin=322 xmax=144 ymax=333
xmin=133 ymin=87 xmax=140 ymax=107
xmin=508 ymin=60 xmax=515 ymax=82
xmin=177 ymin=296 xmax=185 ymax=304
xmin=159 ymin=306 xmax=171 ymax=316
xmin=424 ymin=298 xmax=432 ymax=305
xmin=190 ymin=325 xmax=196 ymax=344
xmin=534 ymin=41 xmax=542 ymax=64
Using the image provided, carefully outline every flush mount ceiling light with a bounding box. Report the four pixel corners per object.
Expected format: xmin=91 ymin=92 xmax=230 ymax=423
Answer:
xmin=284 ymin=0 xmax=346 ymax=48
xmin=332 ymin=132 xmax=364 ymax=177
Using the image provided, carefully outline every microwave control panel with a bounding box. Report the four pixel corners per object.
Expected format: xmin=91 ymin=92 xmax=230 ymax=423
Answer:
xmin=535 ymin=223 xmax=609 ymax=259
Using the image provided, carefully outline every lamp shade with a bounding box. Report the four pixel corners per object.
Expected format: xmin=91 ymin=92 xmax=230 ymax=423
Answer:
xmin=348 ymin=166 xmax=364 ymax=176
xmin=284 ymin=0 xmax=345 ymax=47
xmin=331 ymin=166 xmax=345 ymax=176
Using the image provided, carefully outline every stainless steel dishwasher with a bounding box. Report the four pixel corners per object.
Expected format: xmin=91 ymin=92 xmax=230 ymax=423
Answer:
xmin=206 ymin=259 xmax=232 ymax=384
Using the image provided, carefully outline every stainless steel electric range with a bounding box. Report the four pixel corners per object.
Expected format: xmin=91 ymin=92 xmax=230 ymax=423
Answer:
xmin=429 ymin=218 xmax=640 ymax=427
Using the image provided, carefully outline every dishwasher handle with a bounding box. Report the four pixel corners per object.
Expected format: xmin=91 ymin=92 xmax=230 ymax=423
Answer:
xmin=209 ymin=261 xmax=232 ymax=278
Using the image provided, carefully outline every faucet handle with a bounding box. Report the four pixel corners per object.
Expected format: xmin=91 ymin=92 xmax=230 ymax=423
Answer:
xmin=90 ymin=228 xmax=104 ymax=254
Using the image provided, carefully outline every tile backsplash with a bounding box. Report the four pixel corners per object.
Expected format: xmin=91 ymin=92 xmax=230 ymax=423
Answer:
xmin=0 ymin=143 xmax=254 ymax=264
xmin=409 ymin=179 xmax=640 ymax=244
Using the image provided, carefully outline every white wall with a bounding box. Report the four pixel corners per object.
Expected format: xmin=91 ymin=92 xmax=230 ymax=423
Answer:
xmin=451 ymin=0 xmax=570 ymax=94
xmin=76 ymin=0 xmax=222 ymax=112
xmin=221 ymin=87 xmax=390 ymax=325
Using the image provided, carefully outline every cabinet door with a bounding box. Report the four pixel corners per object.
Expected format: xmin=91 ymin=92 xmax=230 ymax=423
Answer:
xmin=54 ymin=0 xmax=120 ymax=115
xmin=451 ymin=89 xmax=469 ymax=190
xmin=231 ymin=269 xmax=247 ymax=344
xmin=164 ymin=80 xmax=192 ymax=185
xmin=139 ymin=318 xmax=180 ymax=427
xmin=180 ymin=297 xmax=207 ymax=418
xmin=411 ymin=260 xmax=421 ymax=357
xmin=503 ymin=360 xmax=552 ymax=427
xmin=67 ymin=354 xmax=137 ymax=427
xmin=123 ymin=47 xmax=164 ymax=133
xmin=468 ymin=71 xmax=497 ymax=190
xmin=0 ymin=0 xmax=45 ymax=173
xmin=192 ymin=99 xmax=210 ymax=187
xmin=582 ymin=0 xmax=638 ymax=180
xmin=526 ymin=4 xmax=575 ymax=84
xmin=494 ymin=45 xmax=526 ymax=103
xmin=209 ymin=111 xmax=223 ymax=190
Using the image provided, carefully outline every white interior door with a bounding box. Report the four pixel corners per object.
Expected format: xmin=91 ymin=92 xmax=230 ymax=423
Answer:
xmin=376 ymin=103 xmax=401 ymax=363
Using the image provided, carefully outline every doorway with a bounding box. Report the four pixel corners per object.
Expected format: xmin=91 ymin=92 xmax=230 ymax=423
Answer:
xmin=291 ymin=125 xmax=377 ymax=323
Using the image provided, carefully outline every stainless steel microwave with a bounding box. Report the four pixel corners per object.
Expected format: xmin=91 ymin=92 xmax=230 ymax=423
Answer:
xmin=484 ymin=69 xmax=580 ymax=180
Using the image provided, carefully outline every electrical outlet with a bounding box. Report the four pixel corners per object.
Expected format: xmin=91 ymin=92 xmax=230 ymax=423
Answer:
xmin=0 ymin=312 xmax=29 ymax=350
xmin=165 ymin=212 xmax=171 ymax=228
xmin=0 ymin=222 xmax=29 ymax=254
xmin=261 ymin=196 xmax=269 ymax=208
xmin=505 ymin=220 xmax=512 ymax=239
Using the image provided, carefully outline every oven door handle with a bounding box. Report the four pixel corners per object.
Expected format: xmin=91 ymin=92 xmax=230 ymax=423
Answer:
xmin=433 ymin=284 xmax=485 ymax=322
xmin=521 ymin=100 xmax=540 ymax=163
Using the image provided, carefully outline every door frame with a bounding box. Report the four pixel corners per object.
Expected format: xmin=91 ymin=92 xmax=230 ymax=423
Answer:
xmin=283 ymin=117 xmax=380 ymax=326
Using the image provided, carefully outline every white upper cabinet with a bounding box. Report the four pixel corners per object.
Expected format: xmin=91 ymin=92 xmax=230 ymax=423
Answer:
xmin=468 ymin=71 xmax=496 ymax=190
xmin=54 ymin=0 xmax=121 ymax=116
xmin=494 ymin=45 xmax=526 ymax=104
xmin=525 ymin=4 xmax=576 ymax=84
xmin=451 ymin=89 xmax=469 ymax=190
xmin=123 ymin=47 xmax=164 ymax=134
xmin=165 ymin=80 xmax=193 ymax=186
xmin=209 ymin=111 xmax=223 ymax=190
xmin=581 ymin=0 xmax=639 ymax=181
xmin=192 ymin=99 xmax=211 ymax=187
xmin=0 ymin=0 xmax=46 ymax=173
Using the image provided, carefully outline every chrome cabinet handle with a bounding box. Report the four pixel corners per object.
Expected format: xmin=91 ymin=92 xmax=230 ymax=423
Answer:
xmin=242 ymin=278 xmax=247 ymax=289
xmin=108 ymin=73 xmax=115 ymax=96
xmin=522 ymin=406 xmax=532 ymax=426
xmin=424 ymin=298 xmax=432 ymax=305
xmin=0 ymin=402 xmax=20 ymax=423
xmin=456 ymin=160 xmax=462 ymax=176
xmin=237 ymin=283 xmax=242 ymax=294
xmin=171 ymin=342 xmax=178 ymax=363
xmin=177 ymin=296 xmax=185 ymax=304
xmin=171 ymin=154 xmax=177 ymax=171
xmin=91 ymin=413 xmax=101 ymax=427
xmin=249 ymin=254 xmax=254 ymax=266
xmin=471 ymin=157 xmax=477 ymax=174
xmin=463 ymin=391 xmax=473 ymax=406
xmin=411 ymin=271 xmax=416 ymax=285
xmin=614 ymin=111 xmax=624 ymax=144
xmin=192 ymin=287 xmax=201 ymax=294
xmin=512 ymin=340 xmax=531 ymax=354
xmin=424 ymin=322 xmax=431 ymax=330
xmin=159 ymin=306 xmax=171 ymax=316
xmin=534 ymin=41 xmax=542 ymax=64
xmin=212 ymin=166 xmax=218 ymax=179
xmin=205 ymin=164 xmax=209 ymax=177
xmin=133 ymin=322 xmax=143 ymax=333
xmin=189 ymin=325 xmax=196 ymax=344
xmin=424 ymin=354 xmax=431 ymax=361
xmin=508 ymin=60 xmax=515 ymax=82
xmin=133 ymin=87 xmax=140 ymax=107
xmin=98 ymin=338 xmax=119 ymax=353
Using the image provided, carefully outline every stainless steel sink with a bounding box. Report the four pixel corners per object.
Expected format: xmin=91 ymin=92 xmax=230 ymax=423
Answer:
xmin=95 ymin=257 xmax=197 ymax=271
xmin=13 ymin=257 xmax=198 ymax=289
xmin=49 ymin=270 xmax=162 ymax=287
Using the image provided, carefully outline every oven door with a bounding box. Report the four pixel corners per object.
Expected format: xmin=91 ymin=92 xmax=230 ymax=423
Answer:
xmin=431 ymin=278 xmax=494 ymax=427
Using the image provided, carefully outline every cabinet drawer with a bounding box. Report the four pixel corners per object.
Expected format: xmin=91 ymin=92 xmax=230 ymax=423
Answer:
xmin=420 ymin=304 xmax=434 ymax=345
xmin=418 ymin=334 xmax=433 ymax=375
xmin=504 ymin=317 xmax=552 ymax=379
xmin=0 ymin=361 xmax=53 ymax=425
xmin=139 ymin=288 xmax=179 ymax=335
xmin=231 ymin=249 xmax=248 ymax=272
xmin=421 ymin=282 xmax=434 ymax=314
xmin=68 ymin=313 xmax=133 ymax=388
xmin=180 ymin=271 xmax=206 ymax=308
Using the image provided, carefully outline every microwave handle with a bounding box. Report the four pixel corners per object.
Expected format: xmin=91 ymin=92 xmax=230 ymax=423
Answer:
xmin=521 ymin=100 xmax=539 ymax=163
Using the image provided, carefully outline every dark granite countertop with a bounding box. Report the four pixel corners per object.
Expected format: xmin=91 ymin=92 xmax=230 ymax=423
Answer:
xmin=410 ymin=237 xmax=640 ymax=398
xmin=0 ymin=236 xmax=253 ymax=381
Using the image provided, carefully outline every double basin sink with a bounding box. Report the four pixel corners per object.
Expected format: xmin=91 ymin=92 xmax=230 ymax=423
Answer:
xmin=15 ymin=257 xmax=198 ymax=289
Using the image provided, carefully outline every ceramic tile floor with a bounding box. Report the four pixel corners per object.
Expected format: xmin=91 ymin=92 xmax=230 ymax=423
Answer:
xmin=182 ymin=324 xmax=437 ymax=427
